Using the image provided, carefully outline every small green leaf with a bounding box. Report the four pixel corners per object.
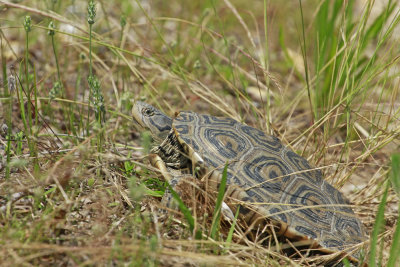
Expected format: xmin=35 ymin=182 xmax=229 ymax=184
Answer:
xmin=44 ymin=186 xmax=56 ymax=195
xmin=144 ymin=188 xmax=164 ymax=198
xmin=87 ymin=177 xmax=95 ymax=187
xmin=342 ymin=257 xmax=350 ymax=267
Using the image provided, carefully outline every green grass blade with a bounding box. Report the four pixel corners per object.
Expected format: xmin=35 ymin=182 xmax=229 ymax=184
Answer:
xmin=387 ymin=153 xmax=400 ymax=267
xmin=362 ymin=3 xmax=395 ymax=50
xmin=389 ymin=153 xmax=400 ymax=196
xmin=225 ymin=204 xmax=240 ymax=246
xmin=387 ymin=204 xmax=400 ymax=267
xmin=298 ymin=0 xmax=313 ymax=121
xmin=369 ymin=181 xmax=389 ymax=267
xmin=168 ymin=183 xmax=196 ymax=234
xmin=210 ymin=162 xmax=229 ymax=240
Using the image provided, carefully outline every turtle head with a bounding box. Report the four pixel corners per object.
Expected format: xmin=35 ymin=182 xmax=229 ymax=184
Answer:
xmin=132 ymin=101 xmax=172 ymax=141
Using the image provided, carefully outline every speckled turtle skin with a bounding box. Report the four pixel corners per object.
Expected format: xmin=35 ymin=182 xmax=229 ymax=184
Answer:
xmin=132 ymin=101 xmax=366 ymax=262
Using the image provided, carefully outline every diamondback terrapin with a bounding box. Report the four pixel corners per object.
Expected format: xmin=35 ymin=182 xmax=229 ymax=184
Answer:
xmin=132 ymin=101 xmax=366 ymax=263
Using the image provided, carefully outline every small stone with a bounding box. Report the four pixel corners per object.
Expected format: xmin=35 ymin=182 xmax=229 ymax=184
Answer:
xmin=0 ymin=124 xmax=8 ymax=137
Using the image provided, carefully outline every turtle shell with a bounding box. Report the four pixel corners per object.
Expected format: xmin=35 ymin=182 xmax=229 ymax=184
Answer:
xmin=172 ymin=111 xmax=366 ymax=258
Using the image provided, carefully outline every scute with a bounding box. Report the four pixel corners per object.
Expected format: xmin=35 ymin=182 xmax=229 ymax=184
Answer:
xmin=172 ymin=110 xmax=365 ymax=258
xmin=288 ymin=183 xmax=334 ymax=228
xmin=242 ymin=154 xmax=289 ymax=192
xmin=240 ymin=124 xmax=284 ymax=153
xmin=203 ymin=127 xmax=247 ymax=159
xmin=283 ymin=149 xmax=324 ymax=183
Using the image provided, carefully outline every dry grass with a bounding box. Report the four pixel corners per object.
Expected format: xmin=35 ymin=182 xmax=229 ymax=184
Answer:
xmin=0 ymin=0 xmax=399 ymax=266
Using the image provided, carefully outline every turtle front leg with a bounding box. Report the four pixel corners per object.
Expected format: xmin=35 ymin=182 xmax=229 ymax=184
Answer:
xmin=149 ymin=154 xmax=174 ymax=183
xmin=149 ymin=154 xmax=235 ymax=221
xmin=149 ymin=153 xmax=185 ymax=211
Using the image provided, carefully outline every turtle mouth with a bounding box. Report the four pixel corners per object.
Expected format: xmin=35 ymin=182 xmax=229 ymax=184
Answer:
xmin=131 ymin=112 xmax=140 ymax=125
xmin=132 ymin=115 xmax=146 ymax=131
xmin=132 ymin=115 xmax=142 ymax=128
xmin=131 ymin=103 xmax=146 ymax=129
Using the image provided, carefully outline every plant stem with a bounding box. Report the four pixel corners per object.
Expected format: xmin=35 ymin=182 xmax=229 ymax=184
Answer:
xmin=86 ymin=23 xmax=92 ymax=137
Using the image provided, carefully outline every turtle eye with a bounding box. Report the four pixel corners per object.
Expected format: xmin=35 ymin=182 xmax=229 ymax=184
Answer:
xmin=142 ymin=108 xmax=154 ymax=117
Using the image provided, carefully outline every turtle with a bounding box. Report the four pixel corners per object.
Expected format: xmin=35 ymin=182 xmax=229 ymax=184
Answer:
xmin=132 ymin=100 xmax=366 ymax=264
